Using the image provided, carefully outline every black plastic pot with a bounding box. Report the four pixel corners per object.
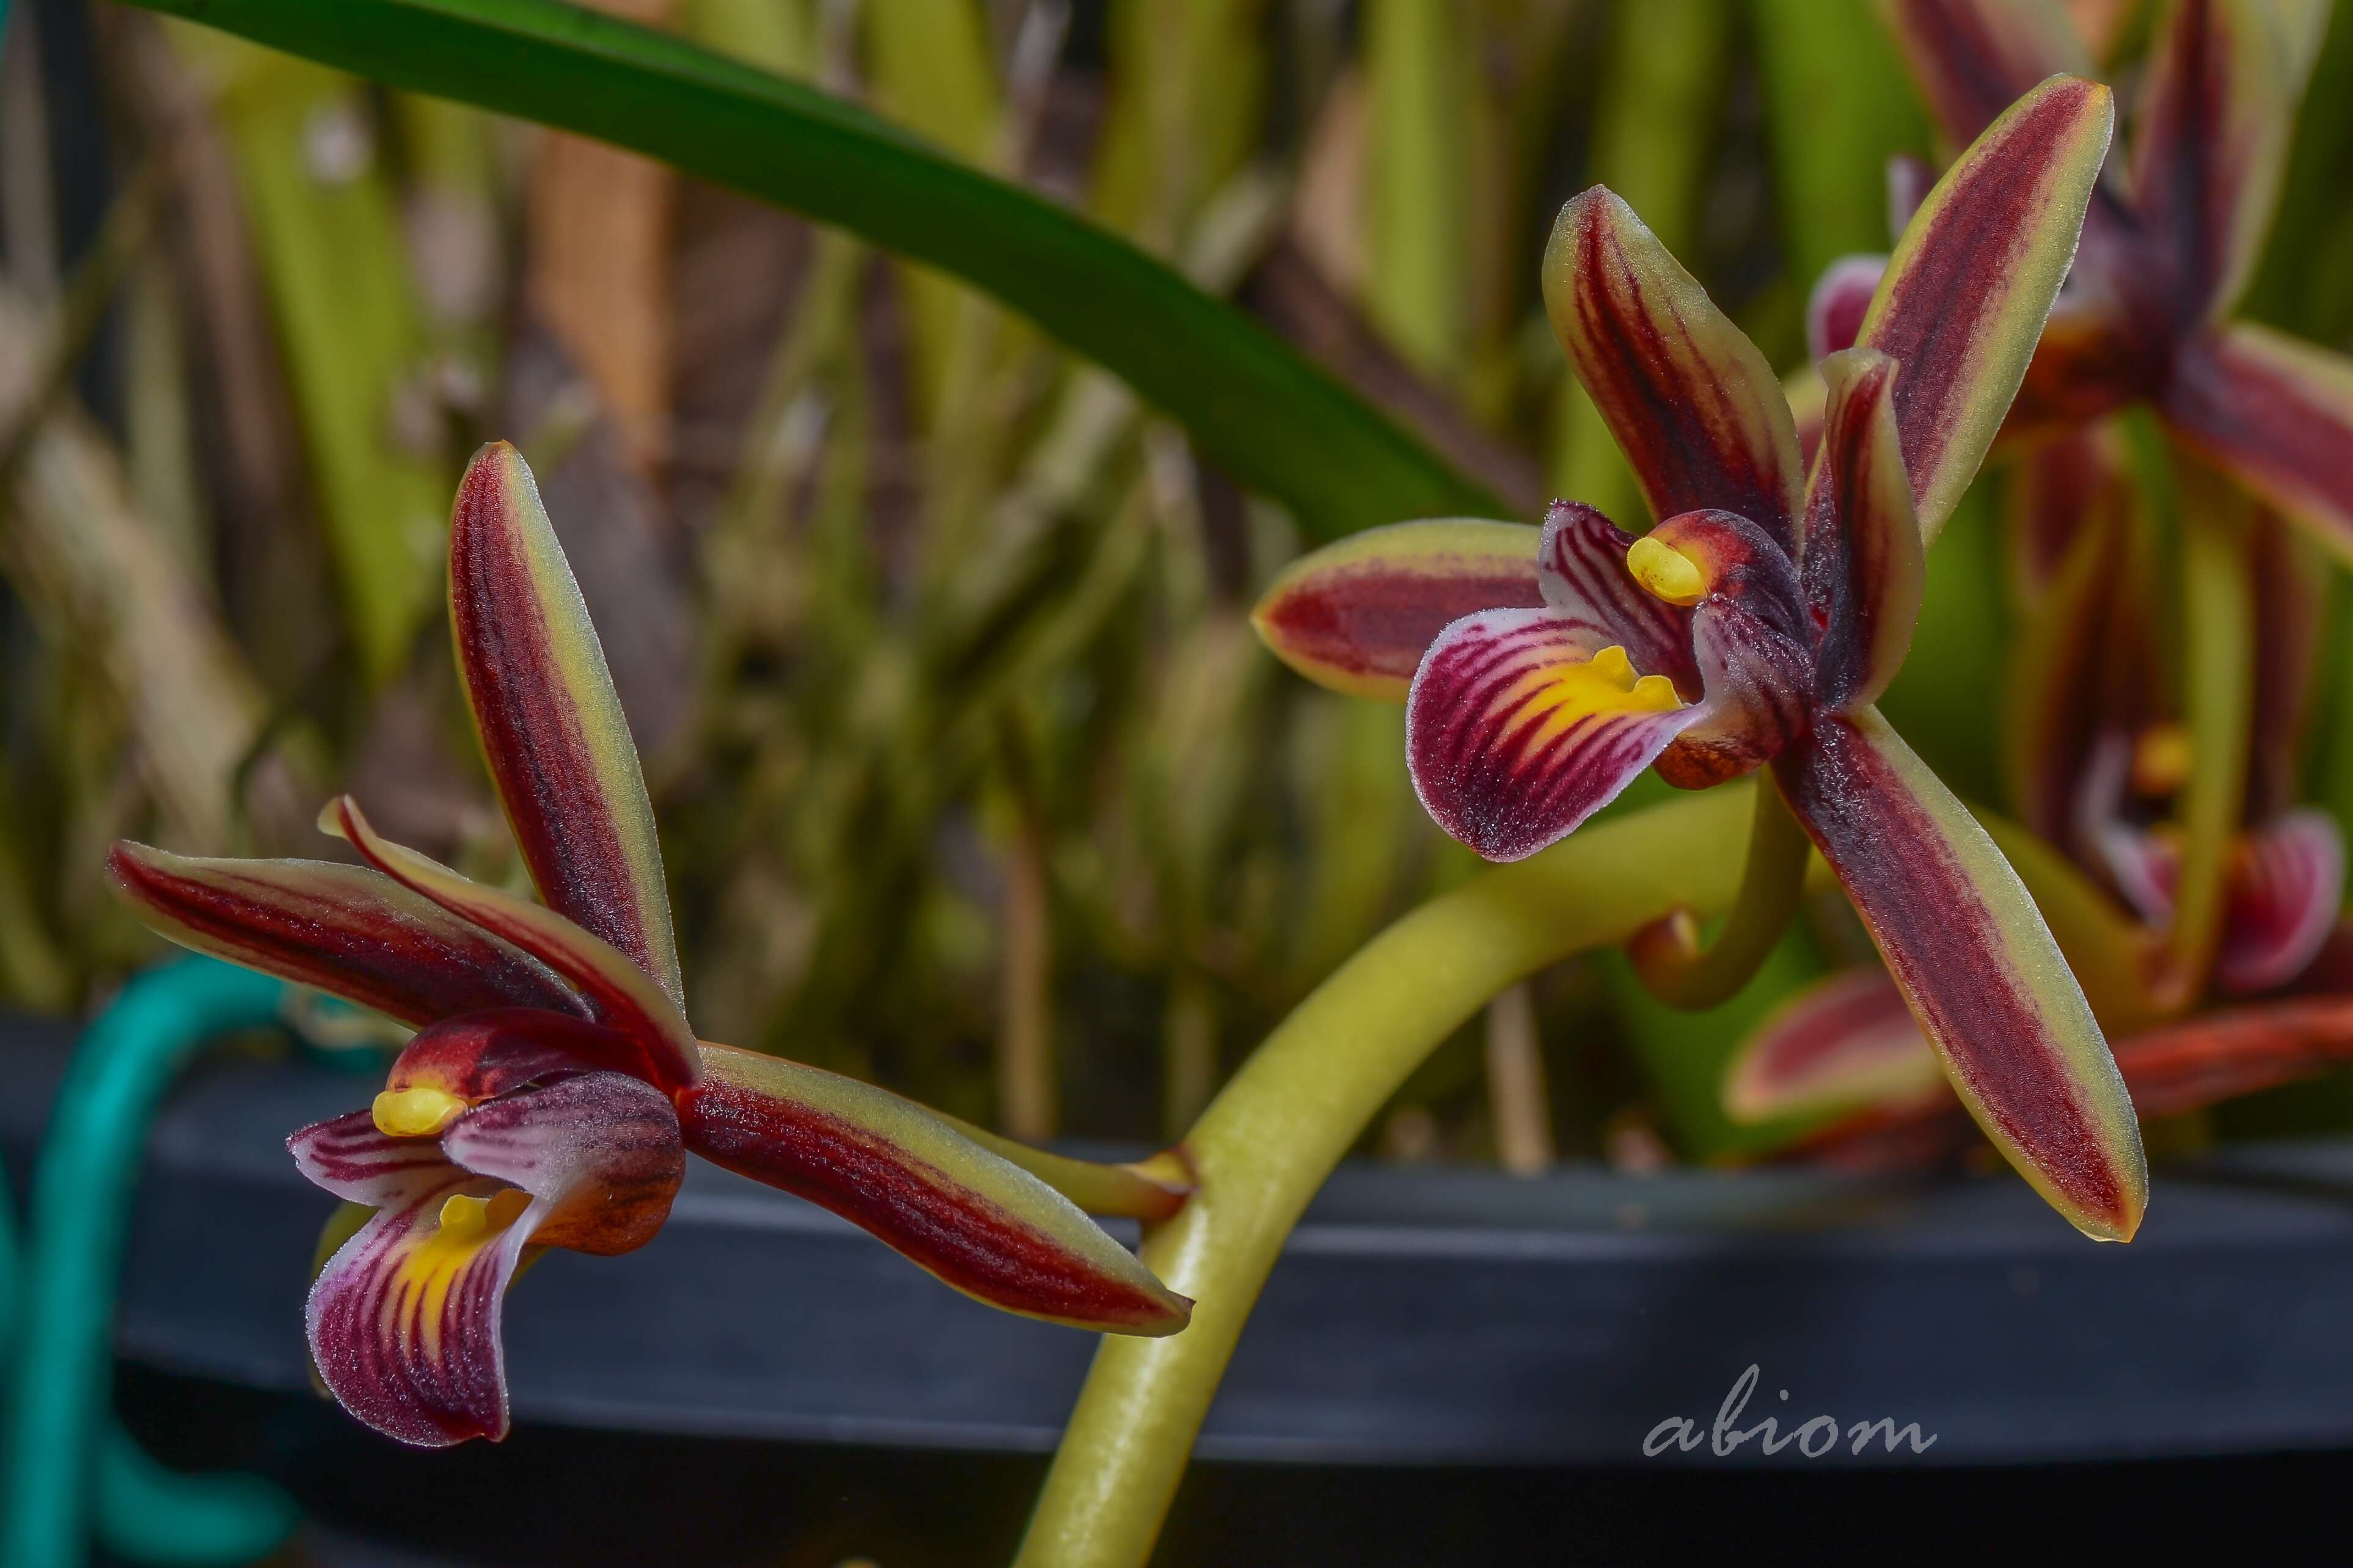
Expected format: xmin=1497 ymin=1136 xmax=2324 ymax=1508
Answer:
xmin=10 ymin=1013 xmax=2353 ymax=1476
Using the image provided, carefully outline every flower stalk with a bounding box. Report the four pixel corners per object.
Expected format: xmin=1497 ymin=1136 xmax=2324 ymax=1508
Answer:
xmin=1014 ymin=787 xmax=1752 ymax=1568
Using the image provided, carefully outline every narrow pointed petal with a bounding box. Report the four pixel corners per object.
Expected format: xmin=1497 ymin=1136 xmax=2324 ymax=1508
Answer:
xmin=1806 ymin=256 xmax=1886 ymax=364
xmin=1542 ymin=188 xmax=1805 ymax=545
xmin=294 ymin=1072 xmax=682 ymax=1447
xmin=2216 ymin=811 xmax=2345 ymax=995
xmin=2247 ymin=509 xmax=2327 ymax=822
xmin=676 ymin=1043 xmax=1190 ymax=1335
xmin=1875 ymin=0 xmax=2093 ymax=150
xmin=106 ymin=842 xmax=591 ymax=1029
xmin=1406 ymin=608 xmax=1695 ymax=862
xmin=325 ymin=798 xmax=701 ymax=1087
xmin=1537 ymin=501 xmax=1701 ymax=695
xmin=1722 ymin=969 xmax=1944 ymax=1124
xmin=1250 ymin=519 xmax=1543 ymax=701
xmin=450 ymin=443 xmax=684 ymax=1006
xmin=2161 ymin=325 xmax=2353 ymax=564
xmin=1857 ymin=75 xmax=2115 ymax=542
xmin=2130 ymin=0 xmax=2331 ymax=320
xmin=1804 ymin=350 xmax=1924 ymax=712
xmin=1773 ymin=708 xmax=2146 ymax=1239
xmin=1796 ymin=995 xmax=2353 ymax=1165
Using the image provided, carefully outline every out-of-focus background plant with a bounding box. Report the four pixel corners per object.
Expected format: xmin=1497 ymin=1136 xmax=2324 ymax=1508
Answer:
xmin=5 ymin=0 xmax=2352 ymax=1176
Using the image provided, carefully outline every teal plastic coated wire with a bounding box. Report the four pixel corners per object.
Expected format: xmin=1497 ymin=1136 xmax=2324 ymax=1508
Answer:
xmin=0 ymin=957 xmax=301 ymax=1568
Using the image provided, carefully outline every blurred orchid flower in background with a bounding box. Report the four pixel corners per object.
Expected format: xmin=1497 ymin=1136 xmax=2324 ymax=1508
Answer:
xmin=2005 ymin=433 xmax=2345 ymax=997
xmin=108 ymin=443 xmax=1191 ymax=1447
xmin=1811 ymin=0 xmax=2351 ymax=553
xmin=1254 ymin=78 xmax=2152 ymax=1240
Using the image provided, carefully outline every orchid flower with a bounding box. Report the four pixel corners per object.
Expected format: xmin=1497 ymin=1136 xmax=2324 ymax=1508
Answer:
xmin=1254 ymin=78 xmax=2150 ymax=1239
xmin=1810 ymin=0 xmax=2352 ymax=553
xmin=2008 ymin=436 xmax=2344 ymax=997
xmin=108 ymin=443 xmax=1190 ymax=1448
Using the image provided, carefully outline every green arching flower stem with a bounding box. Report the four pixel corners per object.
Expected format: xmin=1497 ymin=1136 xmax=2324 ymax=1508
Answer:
xmin=1628 ymin=775 xmax=1812 ymax=1009
xmin=1012 ymin=785 xmax=1755 ymax=1568
xmin=2159 ymin=441 xmax=2255 ymax=1004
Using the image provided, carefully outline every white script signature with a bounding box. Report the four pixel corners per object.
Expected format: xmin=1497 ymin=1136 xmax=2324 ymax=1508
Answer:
xmin=1644 ymin=1365 xmax=1938 ymax=1459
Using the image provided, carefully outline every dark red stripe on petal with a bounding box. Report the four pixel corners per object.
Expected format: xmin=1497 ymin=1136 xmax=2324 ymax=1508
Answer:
xmin=108 ymin=842 xmax=592 ymax=1030
xmin=2161 ymin=326 xmax=2353 ymax=561
xmin=1251 ymin=520 xmax=1548 ymax=701
xmin=1774 ymin=709 xmax=2145 ymax=1238
xmin=307 ymin=1178 xmax=530 ymax=1447
xmin=676 ymin=1074 xmax=1187 ymax=1335
xmin=1407 ymin=607 xmax=1697 ymax=861
xmin=1877 ymin=0 xmax=2092 ymax=150
xmin=2128 ymin=0 xmax=2322 ymax=321
xmin=1859 ymin=75 xmax=2114 ymax=539
xmin=1542 ymin=189 xmax=1805 ymax=547
xmin=1804 ymin=350 xmax=1924 ymax=712
xmin=329 ymin=798 xmax=703 ymax=1088
xmin=450 ymin=443 xmax=685 ymax=1006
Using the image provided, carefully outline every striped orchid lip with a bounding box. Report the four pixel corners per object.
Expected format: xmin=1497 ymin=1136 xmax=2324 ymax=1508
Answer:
xmin=1840 ymin=1 xmax=2353 ymax=560
xmin=1258 ymin=78 xmax=2153 ymax=1241
xmin=111 ymin=442 xmax=1191 ymax=1449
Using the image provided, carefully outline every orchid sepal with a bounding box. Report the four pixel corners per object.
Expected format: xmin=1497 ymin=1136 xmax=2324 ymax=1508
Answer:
xmin=1773 ymin=706 xmax=2146 ymax=1240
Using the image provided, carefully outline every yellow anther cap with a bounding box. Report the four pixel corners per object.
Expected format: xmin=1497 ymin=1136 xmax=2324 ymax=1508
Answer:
xmin=372 ymin=1085 xmax=468 ymax=1138
xmin=1627 ymin=536 xmax=1708 ymax=606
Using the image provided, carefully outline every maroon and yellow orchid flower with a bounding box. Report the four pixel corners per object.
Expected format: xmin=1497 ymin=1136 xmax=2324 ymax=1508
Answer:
xmin=1256 ymin=78 xmax=2150 ymax=1239
xmin=1810 ymin=0 xmax=2352 ymax=553
xmin=2008 ymin=445 xmax=2344 ymax=998
xmin=109 ymin=443 xmax=1191 ymax=1448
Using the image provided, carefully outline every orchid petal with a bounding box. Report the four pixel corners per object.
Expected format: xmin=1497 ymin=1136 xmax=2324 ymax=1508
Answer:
xmin=293 ymin=1071 xmax=682 ymax=1447
xmin=1805 ymin=349 xmax=1924 ymax=712
xmin=1655 ymin=596 xmax=1818 ymax=790
xmin=1405 ymin=608 xmax=1696 ymax=862
xmin=448 ymin=443 xmax=685 ymax=1007
xmin=2217 ymin=811 xmax=2346 ymax=995
xmin=2160 ymin=324 xmax=2353 ymax=564
xmin=2106 ymin=814 xmax=2347 ymax=996
xmin=2129 ymin=0 xmax=2331 ymax=321
xmin=1798 ymin=995 xmax=2353 ymax=1167
xmin=1874 ymin=0 xmax=2093 ymax=151
xmin=324 ymin=797 xmax=701 ymax=1088
xmin=1806 ymin=255 xmax=1886 ymax=364
xmin=1536 ymin=501 xmax=1701 ymax=696
xmin=106 ymin=842 xmax=591 ymax=1029
xmin=1774 ymin=707 xmax=2146 ymax=1239
xmin=1542 ymin=188 xmax=1805 ymax=547
xmin=676 ymin=1042 xmax=1190 ymax=1335
xmin=1857 ymin=75 xmax=2115 ymax=541
xmin=1250 ymin=519 xmax=1543 ymax=701
xmin=1722 ymin=968 xmax=1944 ymax=1124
